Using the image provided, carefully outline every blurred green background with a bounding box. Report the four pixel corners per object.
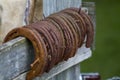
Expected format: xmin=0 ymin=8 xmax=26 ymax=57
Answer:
xmin=81 ymin=0 xmax=120 ymax=79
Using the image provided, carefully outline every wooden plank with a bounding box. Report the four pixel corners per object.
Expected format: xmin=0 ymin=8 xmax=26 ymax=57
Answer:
xmin=43 ymin=0 xmax=57 ymax=17
xmin=13 ymin=45 xmax=91 ymax=80
xmin=0 ymin=37 xmax=34 ymax=80
xmin=54 ymin=65 xmax=76 ymax=80
xmin=43 ymin=0 xmax=81 ymax=17
xmin=0 ymin=37 xmax=91 ymax=80
xmin=56 ymin=0 xmax=81 ymax=12
xmin=54 ymin=64 xmax=80 ymax=80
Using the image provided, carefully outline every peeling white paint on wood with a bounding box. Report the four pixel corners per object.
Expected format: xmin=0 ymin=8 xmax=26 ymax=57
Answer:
xmin=0 ymin=0 xmax=27 ymax=43
xmin=0 ymin=0 xmax=43 ymax=44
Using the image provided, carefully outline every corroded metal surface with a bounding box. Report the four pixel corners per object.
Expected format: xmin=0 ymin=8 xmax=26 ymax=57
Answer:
xmin=3 ymin=8 xmax=94 ymax=80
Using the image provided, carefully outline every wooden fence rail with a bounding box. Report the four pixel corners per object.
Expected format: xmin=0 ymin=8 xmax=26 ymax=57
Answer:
xmin=0 ymin=37 xmax=91 ymax=80
xmin=0 ymin=0 xmax=95 ymax=80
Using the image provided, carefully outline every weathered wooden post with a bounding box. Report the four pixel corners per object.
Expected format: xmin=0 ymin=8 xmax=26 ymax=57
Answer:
xmin=0 ymin=0 xmax=95 ymax=80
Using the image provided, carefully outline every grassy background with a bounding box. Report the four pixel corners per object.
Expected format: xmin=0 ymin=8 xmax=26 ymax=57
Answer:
xmin=81 ymin=0 xmax=120 ymax=79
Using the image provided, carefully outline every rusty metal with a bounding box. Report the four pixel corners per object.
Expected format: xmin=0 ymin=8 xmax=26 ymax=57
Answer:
xmin=3 ymin=27 xmax=48 ymax=80
xmin=56 ymin=13 xmax=78 ymax=59
xmin=61 ymin=8 xmax=94 ymax=48
xmin=45 ymin=18 xmax=65 ymax=63
xmin=61 ymin=9 xmax=86 ymax=47
xmin=30 ymin=21 xmax=58 ymax=72
xmin=26 ymin=24 xmax=54 ymax=72
xmin=49 ymin=14 xmax=75 ymax=60
xmin=61 ymin=9 xmax=86 ymax=43
xmin=68 ymin=8 xmax=94 ymax=48
xmin=3 ymin=7 xmax=94 ymax=80
xmin=47 ymin=15 xmax=71 ymax=61
xmin=79 ymin=11 xmax=94 ymax=48
xmin=42 ymin=21 xmax=61 ymax=71
xmin=45 ymin=17 xmax=67 ymax=61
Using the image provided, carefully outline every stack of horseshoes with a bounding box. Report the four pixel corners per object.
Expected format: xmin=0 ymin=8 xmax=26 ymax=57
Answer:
xmin=3 ymin=8 xmax=94 ymax=80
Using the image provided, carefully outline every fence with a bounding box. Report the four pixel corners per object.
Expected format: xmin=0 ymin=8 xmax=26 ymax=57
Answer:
xmin=0 ymin=0 xmax=95 ymax=80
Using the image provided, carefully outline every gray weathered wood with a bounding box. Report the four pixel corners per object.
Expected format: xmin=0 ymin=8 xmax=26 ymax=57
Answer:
xmin=0 ymin=37 xmax=34 ymax=80
xmin=43 ymin=0 xmax=81 ymax=17
xmin=0 ymin=37 xmax=91 ymax=80
xmin=13 ymin=44 xmax=91 ymax=80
